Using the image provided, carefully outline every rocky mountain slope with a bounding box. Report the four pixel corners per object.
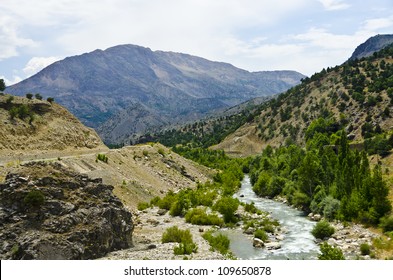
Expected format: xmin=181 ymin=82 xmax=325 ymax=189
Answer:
xmin=6 ymin=44 xmax=305 ymax=144
xmin=0 ymin=94 xmax=107 ymax=161
xmin=349 ymin=34 xmax=393 ymax=60
xmin=0 ymin=161 xmax=133 ymax=259
xmin=214 ymin=41 xmax=393 ymax=156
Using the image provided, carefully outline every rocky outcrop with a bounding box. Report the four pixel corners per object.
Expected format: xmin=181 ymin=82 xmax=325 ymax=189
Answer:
xmin=0 ymin=162 xmax=133 ymax=259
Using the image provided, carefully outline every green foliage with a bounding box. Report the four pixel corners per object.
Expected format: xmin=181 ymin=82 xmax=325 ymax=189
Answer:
xmin=360 ymin=243 xmax=371 ymax=255
xmin=213 ymin=196 xmax=239 ymax=224
xmin=244 ymin=202 xmax=261 ymax=214
xmin=185 ymin=208 xmax=223 ymax=226
xmin=162 ymin=226 xmax=193 ymax=244
xmin=318 ymin=242 xmax=345 ymax=260
xmin=24 ymin=190 xmax=45 ymax=208
xmin=142 ymin=150 xmax=149 ymax=157
xmin=202 ymin=231 xmax=230 ymax=255
xmin=35 ymin=93 xmax=43 ymax=100
xmin=254 ymin=229 xmax=268 ymax=242
xmin=311 ymin=220 xmax=335 ymax=239
xmin=173 ymin=242 xmax=198 ymax=255
xmin=379 ymin=216 xmax=393 ymax=233
xmin=47 ymin=97 xmax=55 ymax=103
xmin=0 ymin=78 xmax=5 ymax=91
xmin=137 ymin=202 xmax=150 ymax=211
xmin=96 ymin=153 xmax=108 ymax=163
xmin=162 ymin=226 xmax=197 ymax=255
xmin=26 ymin=93 xmax=33 ymax=99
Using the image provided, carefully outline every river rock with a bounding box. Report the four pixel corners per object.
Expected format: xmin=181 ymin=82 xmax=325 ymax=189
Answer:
xmin=157 ymin=209 xmax=167 ymax=216
xmin=253 ymin=238 xmax=265 ymax=248
xmin=275 ymin=235 xmax=285 ymax=241
xmin=244 ymin=227 xmax=255 ymax=235
xmin=265 ymin=242 xmax=281 ymax=250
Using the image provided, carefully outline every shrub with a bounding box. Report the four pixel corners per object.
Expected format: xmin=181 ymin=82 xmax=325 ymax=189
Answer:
xmin=311 ymin=220 xmax=335 ymax=239
xmin=360 ymin=243 xmax=371 ymax=255
xmin=169 ymin=194 xmax=190 ymax=217
xmin=162 ymin=226 xmax=193 ymax=244
xmin=202 ymin=231 xmax=230 ymax=255
xmin=254 ymin=229 xmax=268 ymax=242
xmin=379 ymin=216 xmax=393 ymax=233
xmin=185 ymin=208 xmax=223 ymax=226
xmin=162 ymin=226 xmax=197 ymax=255
xmin=137 ymin=202 xmax=150 ymax=211
xmin=47 ymin=97 xmax=55 ymax=103
xmin=213 ymin=196 xmax=239 ymax=223
xmin=26 ymin=93 xmax=33 ymax=99
xmin=142 ymin=150 xmax=149 ymax=157
xmin=318 ymin=242 xmax=345 ymax=260
xmin=157 ymin=148 xmax=165 ymax=156
xmin=173 ymin=242 xmax=198 ymax=255
xmin=96 ymin=154 xmax=108 ymax=163
xmin=157 ymin=191 xmax=176 ymax=210
xmin=35 ymin=93 xmax=43 ymax=100
xmin=24 ymin=190 xmax=45 ymax=208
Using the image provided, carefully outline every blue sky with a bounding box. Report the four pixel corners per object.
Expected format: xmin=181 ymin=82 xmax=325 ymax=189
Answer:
xmin=0 ymin=0 xmax=392 ymax=85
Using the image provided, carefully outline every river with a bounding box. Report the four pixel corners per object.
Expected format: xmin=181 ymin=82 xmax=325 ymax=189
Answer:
xmin=222 ymin=175 xmax=320 ymax=260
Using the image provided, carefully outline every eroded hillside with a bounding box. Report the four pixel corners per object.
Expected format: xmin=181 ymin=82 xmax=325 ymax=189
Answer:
xmin=214 ymin=44 xmax=393 ymax=157
xmin=0 ymin=94 xmax=107 ymax=162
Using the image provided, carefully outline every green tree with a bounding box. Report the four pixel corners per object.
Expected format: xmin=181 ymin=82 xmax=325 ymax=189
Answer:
xmin=0 ymin=78 xmax=5 ymax=91
xmin=26 ymin=93 xmax=33 ymax=99
xmin=35 ymin=93 xmax=43 ymax=100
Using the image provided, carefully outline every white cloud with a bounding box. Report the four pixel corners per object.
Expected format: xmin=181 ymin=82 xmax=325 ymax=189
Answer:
xmin=318 ymin=0 xmax=350 ymax=11
xmin=0 ymin=16 xmax=36 ymax=60
xmin=0 ymin=75 xmax=23 ymax=86
xmin=362 ymin=17 xmax=393 ymax=32
xmin=23 ymin=57 xmax=59 ymax=77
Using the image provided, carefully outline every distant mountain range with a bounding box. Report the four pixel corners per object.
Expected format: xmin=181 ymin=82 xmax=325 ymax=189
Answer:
xmin=7 ymin=44 xmax=305 ymax=144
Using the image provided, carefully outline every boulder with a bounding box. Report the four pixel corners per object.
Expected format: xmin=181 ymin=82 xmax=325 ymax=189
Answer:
xmin=253 ymin=238 xmax=265 ymax=248
xmin=0 ymin=162 xmax=134 ymax=260
xmin=265 ymin=242 xmax=281 ymax=250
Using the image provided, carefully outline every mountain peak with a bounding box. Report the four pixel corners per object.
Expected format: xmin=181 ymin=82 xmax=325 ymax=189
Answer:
xmin=349 ymin=34 xmax=393 ymax=60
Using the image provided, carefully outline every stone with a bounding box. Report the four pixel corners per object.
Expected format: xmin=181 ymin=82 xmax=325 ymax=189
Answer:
xmin=253 ymin=238 xmax=265 ymax=248
xmin=275 ymin=235 xmax=285 ymax=241
xmin=244 ymin=227 xmax=255 ymax=235
xmin=157 ymin=209 xmax=167 ymax=216
xmin=313 ymin=214 xmax=321 ymax=221
xmin=147 ymin=244 xmax=157 ymax=250
xmin=265 ymin=242 xmax=281 ymax=250
xmin=0 ymin=162 xmax=134 ymax=260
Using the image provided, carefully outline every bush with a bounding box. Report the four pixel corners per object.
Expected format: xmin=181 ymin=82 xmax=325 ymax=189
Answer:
xmin=213 ymin=196 xmax=239 ymax=223
xmin=162 ymin=226 xmax=197 ymax=255
xmin=379 ymin=216 xmax=393 ymax=233
xmin=162 ymin=226 xmax=193 ymax=244
xmin=47 ymin=97 xmax=55 ymax=103
xmin=96 ymin=154 xmax=108 ymax=163
xmin=173 ymin=242 xmax=198 ymax=255
xmin=254 ymin=229 xmax=268 ymax=242
xmin=24 ymin=190 xmax=45 ymax=208
xmin=318 ymin=242 xmax=345 ymax=260
xmin=185 ymin=208 xmax=223 ymax=226
xmin=360 ymin=243 xmax=371 ymax=255
xmin=137 ymin=202 xmax=150 ymax=211
xmin=26 ymin=93 xmax=33 ymax=99
xmin=311 ymin=220 xmax=335 ymax=239
xmin=157 ymin=191 xmax=177 ymax=210
xmin=202 ymin=231 xmax=230 ymax=255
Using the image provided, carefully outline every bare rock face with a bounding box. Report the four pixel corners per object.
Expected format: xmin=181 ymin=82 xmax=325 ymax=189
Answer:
xmin=0 ymin=162 xmax=133 ymax=259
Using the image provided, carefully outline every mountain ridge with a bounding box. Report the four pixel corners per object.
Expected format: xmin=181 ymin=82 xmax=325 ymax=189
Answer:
xmin=6 ymin=44 xmax=305 ymax=144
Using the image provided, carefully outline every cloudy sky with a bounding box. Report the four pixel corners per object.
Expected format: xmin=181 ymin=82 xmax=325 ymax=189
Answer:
xmin=0 ymin=0 xmax=392 ymax=85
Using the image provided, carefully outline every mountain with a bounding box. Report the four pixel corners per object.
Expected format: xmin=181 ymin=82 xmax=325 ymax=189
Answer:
xmin=0 ymin=94 xmax=107 ymax=161
xmin=213 ymin=42 xmax=393 ymax=156
xmin=6 ymin=44 xmax=305 ymax=144
xmin=349 ymin=34 xmax=393 ymax=60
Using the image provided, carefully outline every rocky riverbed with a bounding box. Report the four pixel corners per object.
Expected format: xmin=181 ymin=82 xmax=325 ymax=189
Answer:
xmin=100 ymin=206 xmax=226 ymax=260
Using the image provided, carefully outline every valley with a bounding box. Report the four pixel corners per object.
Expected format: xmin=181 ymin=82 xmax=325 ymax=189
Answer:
xmin=1 ymin=35 xmax=393 ymax=261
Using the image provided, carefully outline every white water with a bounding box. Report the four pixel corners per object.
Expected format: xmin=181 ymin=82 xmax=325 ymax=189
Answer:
xmin=223 ymin=175 xmax=320 ymax=260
